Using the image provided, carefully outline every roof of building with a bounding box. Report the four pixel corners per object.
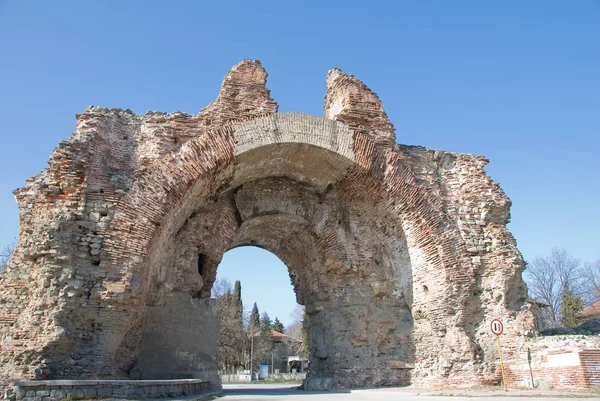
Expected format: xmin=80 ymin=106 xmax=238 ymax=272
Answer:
xmin=581 ymin=300 xmax=600 ymax=317
xmin=250 ymin=330 xmax=302 ymax=343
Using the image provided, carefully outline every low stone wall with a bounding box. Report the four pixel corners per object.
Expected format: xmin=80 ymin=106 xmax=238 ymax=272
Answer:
xmin=220 ymin=372 xmax=306 ymax=382
xmin=269 ymin=373 xmax=306 ymax=381
xmin=505 ymin=335 xmax=600 ymax=389
xmin=13 ymin=379 xmax=212 ymax=401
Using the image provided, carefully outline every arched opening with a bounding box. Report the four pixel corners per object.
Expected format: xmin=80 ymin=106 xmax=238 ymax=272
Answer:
xmin=44 ymin=114 xmax=419 ymax=389
xmin=132 ymin=161 xmax=416 ymax=388
xmin=214 ymin=246 xmax=306 ymax=379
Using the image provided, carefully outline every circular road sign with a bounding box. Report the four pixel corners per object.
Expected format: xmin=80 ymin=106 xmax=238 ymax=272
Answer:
xmin=490 ymin=318 xmax=504 ymax=335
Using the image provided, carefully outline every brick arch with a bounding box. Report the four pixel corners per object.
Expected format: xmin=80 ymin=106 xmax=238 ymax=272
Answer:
xmin=89 ymin=112 xmax=430 ymax=388
xmin=101 ymin=113 xmax=362 ymax=296
xmin=97 ymin=113 xmax=445 ymax=309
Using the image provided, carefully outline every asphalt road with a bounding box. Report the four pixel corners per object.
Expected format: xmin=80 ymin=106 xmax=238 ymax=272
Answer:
xmin=220 ymin=383 xmax=596 ymax=401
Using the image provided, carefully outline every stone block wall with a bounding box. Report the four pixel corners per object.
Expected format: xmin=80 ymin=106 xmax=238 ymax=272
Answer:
xmin=14 ymin=379 xmax=211 ymax=401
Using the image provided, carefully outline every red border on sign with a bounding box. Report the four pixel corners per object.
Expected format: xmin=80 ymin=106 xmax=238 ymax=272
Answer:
xmin=490 ymin=318 xmax=503 ymax=335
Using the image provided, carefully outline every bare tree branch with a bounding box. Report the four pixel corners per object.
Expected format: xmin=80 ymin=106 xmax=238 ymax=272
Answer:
xmin=523 ymin=248 xmax=584 ymax=329
xmin=583 ymin=259 xmax=600 ymax=303
xmin=211 ymin=277 xmax=233 ymax=298
xmin=215 ymin=280 xmax=246 ymax=373
xmin=0 ymin=239 xmax=16 ymax=273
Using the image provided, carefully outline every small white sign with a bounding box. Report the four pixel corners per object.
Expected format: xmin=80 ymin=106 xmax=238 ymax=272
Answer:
xmin=547 ymin=352 xmax=580 ymax=367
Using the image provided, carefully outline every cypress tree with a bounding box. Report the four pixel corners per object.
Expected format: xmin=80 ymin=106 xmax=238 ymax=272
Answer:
xmin=272 ymin=317 xmax=285 ymax=333
xmin=260 ymin=312 xmax=272 ymax=332
xmin=249 ymin=302 xmax=260 ymax=332
xmin=560 ymin=286 xmax=585 ymax=328
xmin=233 ymin=280 xmax=243 ymax=320
xmin=233 ymin=281 xmax=242 ymax=302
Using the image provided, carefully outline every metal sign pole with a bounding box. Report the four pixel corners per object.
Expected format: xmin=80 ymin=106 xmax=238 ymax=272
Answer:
xmin=490 ymin=318 xmax=507 ymax=392
xmin=250 ymin=329 xmax=254 ymax=381
xmin=496 ymin=334 xmax=507 ymax=391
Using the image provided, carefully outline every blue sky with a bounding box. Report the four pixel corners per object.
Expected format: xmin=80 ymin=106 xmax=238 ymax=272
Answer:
xmin=1 ymin=1 xmax=598 ymax=326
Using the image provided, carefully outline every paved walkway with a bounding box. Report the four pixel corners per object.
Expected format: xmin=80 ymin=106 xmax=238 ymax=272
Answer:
xmin=219 ymin=383 xmax=599 ymax=401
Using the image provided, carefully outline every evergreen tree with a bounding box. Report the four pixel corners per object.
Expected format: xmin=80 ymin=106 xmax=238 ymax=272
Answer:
xmin=233 ymin=280 xmax=243 ymax=320
xmin=272 ymin=317 xmax=285 ymax=333
xmin=233 ymin=280 xmax=242 ymax=304
xmin=560 ymin=286 xmax=585 ymax=328
xmin=260 ymin=312 xmax=272 ymax=332
xmin=249 ymin=302 xmax=260 ymax=333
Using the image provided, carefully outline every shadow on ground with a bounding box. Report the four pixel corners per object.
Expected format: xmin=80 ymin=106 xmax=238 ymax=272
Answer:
xmin=222 ymin=385 xmax=351 ymax=396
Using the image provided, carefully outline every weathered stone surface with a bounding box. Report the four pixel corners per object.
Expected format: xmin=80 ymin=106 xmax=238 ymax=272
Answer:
xmin=131 ymin=293 xmax=219 ymax=384
xmin=325 ymin=68 xmax=395 ymax=146
xmin=0 ymin=59 xmax=536 ymax=393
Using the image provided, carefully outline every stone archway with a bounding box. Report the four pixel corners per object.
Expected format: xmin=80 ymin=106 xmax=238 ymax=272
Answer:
xmin=0 ymin=60 xmax=534 ymax=391
xmin=98 ymin=113 xmax=416 ymax=390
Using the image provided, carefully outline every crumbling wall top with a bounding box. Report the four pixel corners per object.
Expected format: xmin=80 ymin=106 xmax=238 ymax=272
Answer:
xmin=324 ymin=68 xmax=396 ymax=146
xmin=201 ymin=59 xmax=278 ymax=124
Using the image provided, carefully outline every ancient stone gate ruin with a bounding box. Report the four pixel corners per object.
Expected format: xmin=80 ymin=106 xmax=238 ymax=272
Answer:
xmin=0 ymin=60 xmax=536 ymax=391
